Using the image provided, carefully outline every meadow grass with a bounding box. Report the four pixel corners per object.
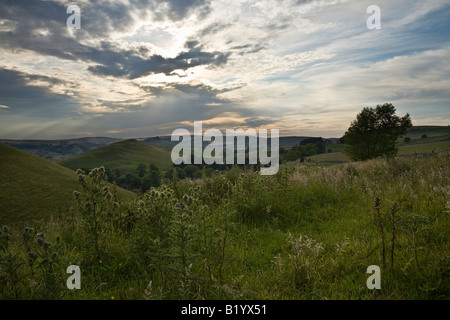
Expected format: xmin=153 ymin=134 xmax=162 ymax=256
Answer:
xmin=0 ymin=152 xmax=449 ymax=300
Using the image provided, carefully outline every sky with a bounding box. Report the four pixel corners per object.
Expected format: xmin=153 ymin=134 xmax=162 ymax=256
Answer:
xmin=0 ymin=0 xmax=449 ymax=139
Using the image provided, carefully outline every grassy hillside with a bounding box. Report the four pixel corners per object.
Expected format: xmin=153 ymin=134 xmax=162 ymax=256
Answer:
xmin=0 ymin=151 xmax=448 ymax=300
xmin=0 ymin=137 xmax=121 ymax=161
xmin=404 ymin=125 xmax=450 ymax=140
xmin=58 ymin=139 xmax=172 ymax=172
xmin=306 ymin=126 xmax=449 ymax=164
xmin=0 ymin=143 xmax=135 ymax=225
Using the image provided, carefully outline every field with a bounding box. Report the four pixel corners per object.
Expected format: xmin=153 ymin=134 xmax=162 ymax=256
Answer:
xmin=307 ymin=126 xmax=449 ymax=165
xmin=0 ymin=149 xmax=448 ymax=300
xmin=58 ymin=139 xmax=173 ymax=172
xmin=0 ymin=143 xmax=135 ymax=225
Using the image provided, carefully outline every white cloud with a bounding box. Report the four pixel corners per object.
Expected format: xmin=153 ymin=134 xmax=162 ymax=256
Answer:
xmin=1 ymin=0 xmax=449 ymax=138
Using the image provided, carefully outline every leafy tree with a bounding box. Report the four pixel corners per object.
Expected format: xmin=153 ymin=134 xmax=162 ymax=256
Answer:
xmin=305 ymin=143 xmax=317 ymax=156
xmin=184 ymin=165 xmax=199 ymax=178
xmin=343 ymin=103 xmax=412 ymax=161
xmin=142 ymin=171 xmax=160 ymax=191
xmin=316 ymin=141 xmax=326 ymax=154
xmin=137 ymin=163 xmax=147 ymax=177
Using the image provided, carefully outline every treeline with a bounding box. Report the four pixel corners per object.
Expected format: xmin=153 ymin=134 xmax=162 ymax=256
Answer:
xmin=76 ymin=138 xmax=329 ymax=192
xmin=280 ymin=137 xmax=327 ymax=162
xmin=78 ymin=162 xmax=259 ymax=193
xmin=77 ymin=164 xmax=162 ymax=193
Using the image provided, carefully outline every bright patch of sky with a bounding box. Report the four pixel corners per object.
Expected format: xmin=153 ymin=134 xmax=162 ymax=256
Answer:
xmin=0 ymin=0 xmax=449 ymax=139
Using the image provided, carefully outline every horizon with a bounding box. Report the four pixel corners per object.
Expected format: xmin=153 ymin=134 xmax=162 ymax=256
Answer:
xmin=1 ymin=1 xmax=449 ymax=140
xmin=0 ymin=123 xmax=447 ymax=142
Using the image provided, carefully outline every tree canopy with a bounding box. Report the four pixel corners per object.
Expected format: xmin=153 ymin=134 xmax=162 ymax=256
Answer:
xmin=343 ymin=103 xmax=412 ymax=161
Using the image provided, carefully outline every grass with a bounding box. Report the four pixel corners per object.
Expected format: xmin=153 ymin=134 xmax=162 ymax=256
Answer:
xmin=58 ymin=139 xmax=172 ymax=172
xmin=398 ymin=141 xmax=450 ymax=155
xmin=306 ymin=127 xmax=449 ymax=164
xmin=1 ymin=150 xmax=448 ymax=300
xmin=0 ymin=143 xmax=135 ymax=225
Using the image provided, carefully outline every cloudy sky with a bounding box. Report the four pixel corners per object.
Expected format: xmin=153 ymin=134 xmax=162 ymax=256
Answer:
xmin=0 ymin=0 xmax=449 ymax=139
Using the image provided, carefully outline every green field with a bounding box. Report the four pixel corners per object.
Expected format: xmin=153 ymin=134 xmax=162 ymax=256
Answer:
xmin=307 ymin=126 xmax=449 ymax=164
xmin=58 ymin=139 xmax=173 ymax=172
xmin=403 ymin=125 xmax=450 ymax=140
xmin=0 ymin=143 xmax=135 ymax=225
xmin=1 ymin=126 xmax=449 ymax=300
xmin=0 ymin=150 xmax=448 ymax=300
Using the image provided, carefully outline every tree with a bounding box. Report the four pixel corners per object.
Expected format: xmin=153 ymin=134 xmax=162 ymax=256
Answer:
xmin=343 ymin=103 xmax=412 ymax=161
xmin=184 ymin=164 xmax=199 ymax=178
xmin=404 ymin=137 xmax=411 ymax=143
xmin=137 ymin=163 xmax=146 ymax=177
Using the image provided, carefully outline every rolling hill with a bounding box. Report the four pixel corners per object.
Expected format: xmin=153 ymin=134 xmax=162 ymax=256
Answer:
xmin=0 ymin=137 xmax=121 ymax=161
xmin=0 ymin=143 xmax=135 ymax=225
xmin=58 ymin=139 xmax=173 ymax=172
xmin=306 ymin=125 xmax=450 ymax=165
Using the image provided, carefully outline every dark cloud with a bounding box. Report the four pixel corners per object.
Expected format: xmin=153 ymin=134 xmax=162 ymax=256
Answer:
xmin=87 ymin=41 xmax=229 ymax=79
xmin=0 ymin=68 xmax=79 ymax=117
xmin=0 ymin=0 xmax=227 ymax=80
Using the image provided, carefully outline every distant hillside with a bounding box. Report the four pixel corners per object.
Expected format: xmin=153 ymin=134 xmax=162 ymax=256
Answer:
xmin=58 ymin=139 xmax=173 ymax=172
xmin=0 ymin=137 xmax=121 ymax=161
xmin=141 ymin=136 xmax=178 ymax=147
xmin=0 ymin=143 xmax=135 ymax=224
xmin=142 ymin=135 xmax=318 ymax=148
xmin=306 ymin=125 xmax=450 ymax=165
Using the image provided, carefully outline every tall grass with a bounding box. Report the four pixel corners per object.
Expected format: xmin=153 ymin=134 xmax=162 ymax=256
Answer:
xmin=1 ymin=152 xmax=448 ymax=299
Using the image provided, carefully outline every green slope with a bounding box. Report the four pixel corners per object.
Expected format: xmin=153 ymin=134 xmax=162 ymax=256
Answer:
xmin=306 ymin=126 xmax=449 ymax=164
xmin=58 ymin=139 xmax=172 ymax=172
xmin=0 ymin=143 xmax=135 ymax=224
